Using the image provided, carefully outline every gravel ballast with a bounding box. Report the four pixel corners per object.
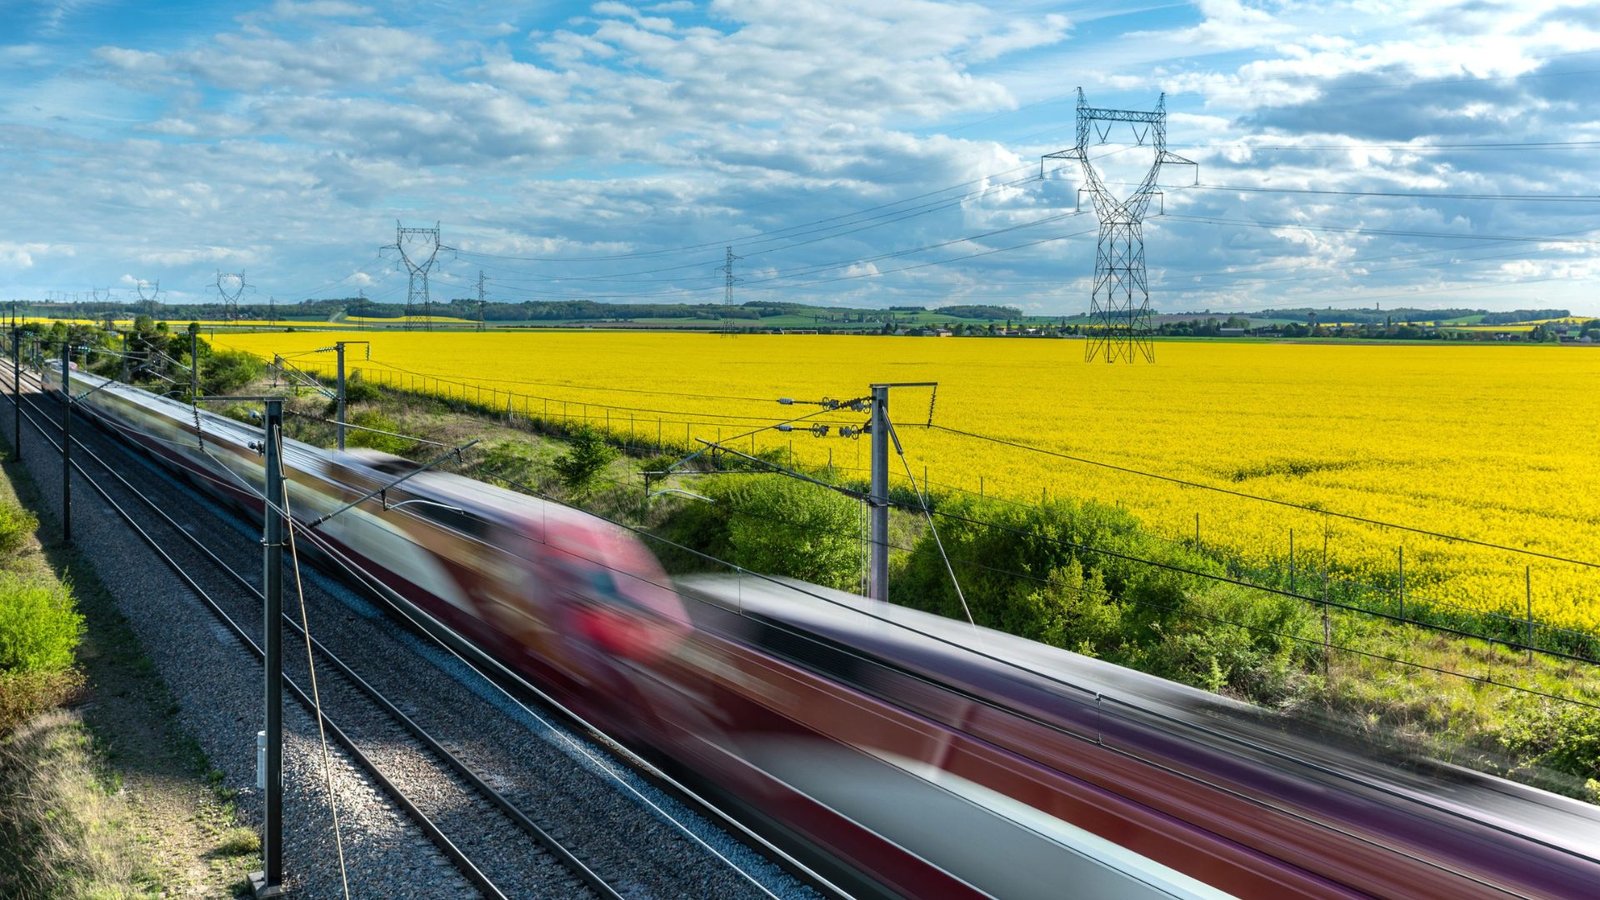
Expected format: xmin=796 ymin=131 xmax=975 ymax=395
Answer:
xmin=4 ymin=382 xmax=820 ymax=899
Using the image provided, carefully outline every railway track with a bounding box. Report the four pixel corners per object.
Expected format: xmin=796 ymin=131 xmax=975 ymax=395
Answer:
xmin=4 ymin=370 xmax=821 ymax=900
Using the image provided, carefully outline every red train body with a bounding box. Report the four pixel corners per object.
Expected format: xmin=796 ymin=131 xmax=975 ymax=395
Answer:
xmin=49 ymin=368 xmax=1600 ymax=899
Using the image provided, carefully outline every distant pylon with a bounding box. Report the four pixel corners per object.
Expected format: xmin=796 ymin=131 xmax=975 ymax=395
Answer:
xmin=1043 ymin=88 xmax=1196 ymax=363
xmin=135 ymin=279 xmax=162 ymax=315
xmin=389 ymin=222 xmax=444 ymax=332
xmin=476 ymin=270 xmax=487 ymax=332
xmin=717 ymin=246 xmax=741 ymax=335
xmin=216 ymin=271 xmax=246 ymax=321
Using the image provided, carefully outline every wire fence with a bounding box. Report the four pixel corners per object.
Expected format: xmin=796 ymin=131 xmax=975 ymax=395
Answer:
xmin=256 ymin=350 xmax=1600 ymax=668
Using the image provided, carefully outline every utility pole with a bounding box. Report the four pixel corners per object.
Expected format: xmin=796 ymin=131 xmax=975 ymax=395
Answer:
xmin=189 ymin=327 xmax=200 ymax=402
xmin=864 ymin=381 xmax=938 ymax=601
xmin=332 ymin=341 xmax=368 ymax=451
xmin=251 ymin=398 xmax=285 ymax=898
xmin=60 ymin=342 xmax=71 ymax=545
xmin=869 ymin=384 xmax=889 ymax=600
xmin=10 ymin=322 xmax=20 ymax=465
xmin=476 ymin=271 xmax=487 ymax=332
xmin=336 ymin=343 xmax=347 ymax=450
xmin=1043 ymin=88 xmax=1196 ymax=364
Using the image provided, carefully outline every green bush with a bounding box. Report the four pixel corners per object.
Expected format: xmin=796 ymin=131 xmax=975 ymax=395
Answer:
xmin=0 ymin=500 xmax=38 ymax=558
xmin=0 ymin=670 xmax=83 ymax=736
xmin=321 ymin=377 xmax=384 ymax=416
xmin=342 ymin=377 xmax=383 ymax=404
xmin=0 ymin=573 xmax=82 ymax=673
xmin=721 ymin=476 xmax=859 ymax=589
xmin=551 ymin=428 xmax=618 ymax=496
xmin=346 ymin=411 xmax=413 ymax=455
xmin=200 ymin=349 xmax=263 ymax=395
xmin=893 ymin=495 xmax=1315 ymax=704
xmin=653 ymin=474 xmax=859 ymax=590
xmin=476 ymin=439 xmax=543 ymax=489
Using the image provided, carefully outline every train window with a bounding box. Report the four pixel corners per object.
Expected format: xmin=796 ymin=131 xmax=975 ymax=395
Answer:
xmin=367 ymin=456 xmax=421 ymax=476
xmin=409 ymin=500 xmax=494 ymax=543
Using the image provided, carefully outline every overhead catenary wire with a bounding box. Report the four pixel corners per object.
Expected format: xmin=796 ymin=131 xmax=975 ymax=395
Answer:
xmin=276 ymin=433 xmax=353 ymax=900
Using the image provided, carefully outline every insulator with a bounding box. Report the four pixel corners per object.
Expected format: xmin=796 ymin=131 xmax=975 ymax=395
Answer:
xmin=809 ymin=424 xmax=829 ymax=437
xmin=776 ymin=424 xmax=794 ymax=432
xmin=778 ymin=397 xmax=794 ymax=405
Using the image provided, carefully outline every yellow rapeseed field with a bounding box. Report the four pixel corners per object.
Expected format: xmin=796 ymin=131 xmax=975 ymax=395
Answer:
xmin=215 ymin=331 xmax=1600 ymax=634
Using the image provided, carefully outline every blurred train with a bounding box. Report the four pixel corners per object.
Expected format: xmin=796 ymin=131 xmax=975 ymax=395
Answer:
xmin=45 ymin=366 xmax=1600 ymax=899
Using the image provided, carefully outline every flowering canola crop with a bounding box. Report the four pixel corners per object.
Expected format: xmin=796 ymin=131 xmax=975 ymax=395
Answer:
xmin=216 ymin=331 xmax=1600 ymax=634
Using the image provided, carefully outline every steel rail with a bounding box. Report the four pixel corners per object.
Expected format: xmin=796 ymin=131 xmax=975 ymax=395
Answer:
xmin=4 ymin=377 xmax=528 ymax=900
xmin=10 ymin=369 xmax=855 ymax=899
xmin=21 ymin=377 xmax=624 ymax=899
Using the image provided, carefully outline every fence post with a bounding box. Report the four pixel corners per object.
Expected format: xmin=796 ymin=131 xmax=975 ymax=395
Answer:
xmin=1289 ymin=528 xmax=1295 ymax=592
xmin=1321 ymin=517 xmax=1329 ymax=604
xmin=1195 ymin=512 xmax=1201 ymax=550
xmin=1398 ymin=546 xmax=1405 ymax=621
xmin=1526 ymin=566 xmax=1534 ymax=666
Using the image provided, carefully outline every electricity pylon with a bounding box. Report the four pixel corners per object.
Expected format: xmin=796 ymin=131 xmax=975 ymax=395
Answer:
xmin=216 ymin=271 xmax=246 ymax=321
xmin=717 ymin=246 xmax=741 ymax=335
xmin=1044 ymin=88 xmax=1196 ymax=363
xmin=476 ymin=270 xmax=487 ymax=331
xmin=135 ymin=279 xmax=162 ymax=315
xmin=388 ymin=222 xmax=448 ymax=331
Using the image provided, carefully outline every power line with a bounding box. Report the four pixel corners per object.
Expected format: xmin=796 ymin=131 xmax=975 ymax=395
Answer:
xmin=1163 ymin=183 xmax=1600 ymax=203
xmin=1162 ymin=213 xmax=1600 ymax=246
xmin=1181 ymin=139 xmax=1600 ymax=153
xmin=925 ymin=423 xmax=1600 ymax=571
xmin=453 ymin=163 xmax=1042 ymax=263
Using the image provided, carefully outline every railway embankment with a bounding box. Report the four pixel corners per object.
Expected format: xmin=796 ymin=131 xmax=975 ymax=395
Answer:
xmin=0 ymin=441 xmax=259 ymax=897
xmin=287 ymin=368 xmax=1600 ymax=806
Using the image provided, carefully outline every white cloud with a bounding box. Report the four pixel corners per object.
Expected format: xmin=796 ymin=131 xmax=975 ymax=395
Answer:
xmin=268 ymin=1 xmax=375 ymax=18
xmin=2 ymin=1 xmax=1596 ymax=312
xmin=0 ymin=242 xmax=73 ymax=269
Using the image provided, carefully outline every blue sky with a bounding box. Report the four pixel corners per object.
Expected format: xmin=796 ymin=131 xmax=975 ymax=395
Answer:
xmin=2 ymin=0 xmax=1597 ymax=314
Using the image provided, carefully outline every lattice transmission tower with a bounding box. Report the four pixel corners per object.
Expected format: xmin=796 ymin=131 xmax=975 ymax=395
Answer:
xmin=387 ymin=222 xmax=451 ymax=331
xmin=216 ymin=271 xmax=246 ymax=321
xmin=135 ymin=279 xmax=162 ymax=315
xmin=716 ymin=246 xmax=741 ymax=335
xmin=1044 ymin=88 xmax=1196 ymax=363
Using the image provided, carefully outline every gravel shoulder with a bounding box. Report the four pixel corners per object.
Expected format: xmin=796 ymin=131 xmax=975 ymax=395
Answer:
xmin=0 ymin=446 xmax=257 ymax=897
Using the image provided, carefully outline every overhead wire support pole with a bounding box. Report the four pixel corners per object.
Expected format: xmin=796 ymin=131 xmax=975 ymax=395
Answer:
xmin=1043 ymin=88 xmax=1197 ymax=364
xmin=332 ymin=341 xmax=370 ymax=451
xmin=336 ymin=342 xmax=346 ymax=450
xmin=60 ymin=342 xmax=71 ymax=545
xmin=252 ymin=398 xmax=285 ymax=898
xmin=11 ymin=324 xmax=20 ymax=464
xmin=867 ymin=381 xmax=938 ymax=602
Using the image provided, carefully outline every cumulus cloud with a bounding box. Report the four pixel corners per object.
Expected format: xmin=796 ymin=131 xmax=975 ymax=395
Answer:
xmin=0 ymin=242 xmax=73 ymax=269
xmin=2 ymin=1 xmax=1596 ymax=312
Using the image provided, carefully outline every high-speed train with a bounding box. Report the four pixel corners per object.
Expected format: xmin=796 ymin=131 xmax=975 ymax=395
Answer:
xmin=45 ymin=366 xmax=1600 ymax=898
